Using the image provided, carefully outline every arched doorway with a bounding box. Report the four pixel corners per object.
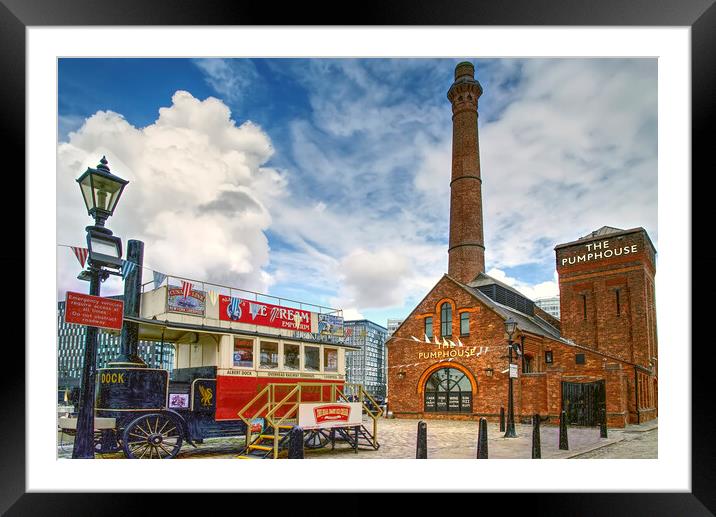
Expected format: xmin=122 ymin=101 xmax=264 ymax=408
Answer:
xmin=424 ymin=367 xmax=473 ymax=413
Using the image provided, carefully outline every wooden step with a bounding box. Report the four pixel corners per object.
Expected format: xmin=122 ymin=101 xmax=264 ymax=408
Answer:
xmin=249 ymin=445 xmax=273 ymax=451
xmin=236 ymin=455 xmax=258 ymax=459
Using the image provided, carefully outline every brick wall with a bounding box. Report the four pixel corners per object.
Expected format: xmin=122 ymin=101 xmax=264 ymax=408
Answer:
xmin=386 ymin=275 xmax=637 ymax=427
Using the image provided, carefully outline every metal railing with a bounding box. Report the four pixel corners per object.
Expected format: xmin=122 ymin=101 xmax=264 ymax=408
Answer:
xmin=139 ymin=274 xmax=346 ymax=345
xmin=237 ymin=382 xmax=382 ymax=459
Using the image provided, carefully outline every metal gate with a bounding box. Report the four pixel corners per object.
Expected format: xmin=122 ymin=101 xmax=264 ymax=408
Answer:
xmin=561 ymin=380 xmax=605 ymax=426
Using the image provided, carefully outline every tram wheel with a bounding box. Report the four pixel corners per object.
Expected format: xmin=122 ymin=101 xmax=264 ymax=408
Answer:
xmin=304 ymin=429 xmax=331 ymax=449
xmin=122 ymin=413 xmax=183 ymax=459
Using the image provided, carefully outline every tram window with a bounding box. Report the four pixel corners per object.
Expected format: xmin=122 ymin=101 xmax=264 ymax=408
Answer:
xmin=233 ymin=338 xmax=254 ymax=368
xmin=324 ymin=348 xmax=338 ymax=372
xmin=260 ymin=341 xmax=279 ymax=369
xmin=304 ymin=346 xmax=320 ymax=371
xmin=284 ymin=343 xmax=300 ymax=370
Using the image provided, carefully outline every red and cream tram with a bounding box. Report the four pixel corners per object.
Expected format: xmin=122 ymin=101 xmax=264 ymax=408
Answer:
xmin=82 ymin=284 xmax=382 ymax=459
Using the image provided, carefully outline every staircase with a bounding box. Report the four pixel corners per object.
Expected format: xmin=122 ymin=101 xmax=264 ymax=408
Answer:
xmin=332 ymin=425 xmax=380 ymax=451
xmin=236 ymin=382 xmax=382 ymax=459
xmin=237 ymin=423 xmax=295 ymax=459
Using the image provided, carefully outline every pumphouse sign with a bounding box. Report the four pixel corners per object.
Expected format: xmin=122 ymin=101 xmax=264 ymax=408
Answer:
xmin=417 ymin=344 xmax=485 ymax=360
xmin=560 ymin=239 xmax=638 ymax=266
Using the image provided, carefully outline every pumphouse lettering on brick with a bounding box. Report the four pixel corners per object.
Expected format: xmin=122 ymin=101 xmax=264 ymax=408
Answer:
xmin=561 ymin=239 xmax=639 ymax=266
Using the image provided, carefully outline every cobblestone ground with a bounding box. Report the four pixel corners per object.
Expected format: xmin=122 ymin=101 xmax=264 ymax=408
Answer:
xmin=57 ymin=417 xmax=657 ymax=460
xmin=570 ymin=428 xmax=657 ymax=459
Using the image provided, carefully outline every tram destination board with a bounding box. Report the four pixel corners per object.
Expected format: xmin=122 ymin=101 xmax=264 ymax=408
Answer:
xmin=64 ymin=291 xmax=124 ymax=330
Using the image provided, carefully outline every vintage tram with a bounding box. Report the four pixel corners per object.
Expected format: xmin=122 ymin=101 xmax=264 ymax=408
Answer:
xmin=65 ymin=283 xmax=382 ymax=459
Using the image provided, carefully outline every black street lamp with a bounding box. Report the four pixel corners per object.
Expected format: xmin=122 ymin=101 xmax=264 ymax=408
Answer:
xmin=504 ymin=316 xmax=518 ymax=438
xmin=72 ymin=156 xmax=128 ymax=459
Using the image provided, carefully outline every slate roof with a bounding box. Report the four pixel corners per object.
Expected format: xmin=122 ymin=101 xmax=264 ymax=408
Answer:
xmin=578 ymin=225 xmax=624 ymax=240
xmin=461 ymin=282 xmax=564 ymax=342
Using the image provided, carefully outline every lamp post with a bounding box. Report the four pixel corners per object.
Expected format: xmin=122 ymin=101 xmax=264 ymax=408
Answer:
xmin=72 ymin=156 xmax=128 ymax=459
xmin=504 ymin=316 xmax=518 ymax=438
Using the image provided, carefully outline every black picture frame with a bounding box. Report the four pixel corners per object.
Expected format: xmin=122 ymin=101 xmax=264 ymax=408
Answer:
xmin=5 ymin=0 xmax=712 ymax=514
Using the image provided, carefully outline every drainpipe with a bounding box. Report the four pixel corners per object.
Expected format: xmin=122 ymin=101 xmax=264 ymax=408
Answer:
xmin=634 ymin=366 xmax=640 ymax=424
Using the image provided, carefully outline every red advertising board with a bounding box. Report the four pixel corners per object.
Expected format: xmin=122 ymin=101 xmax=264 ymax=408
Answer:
xmin=64 ymin=291 xmax=124 ymax=330
xmin=218 ymin=295 xmax=311 ymax=332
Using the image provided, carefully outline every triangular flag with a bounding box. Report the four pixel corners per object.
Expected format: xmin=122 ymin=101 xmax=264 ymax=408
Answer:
xmin=434 ymin=336 xmax=440 ymax=345
xmin=424 ymin=334 xmax=430 ymax=343
xmin=208 ymin=290 xmax=218 ymax=306
xmin=411 ymin=336 xmax=420 ymax=342
xmin=457 ymin=338 xmax=464 ymax=347
xmin=181 ymin=280 xmax=193 ymax=299
xmin=153 ymin=271 xmax=167 ymax=289
xmin=442 ymin=337 xmax=449 ymax=347
xmin=71 ymin=247 xmax=88 ymax=268
xmin=448 ymin=339 xmax=456 ymax=348
xmin=121 ymin=260 xmax=136 ymax=279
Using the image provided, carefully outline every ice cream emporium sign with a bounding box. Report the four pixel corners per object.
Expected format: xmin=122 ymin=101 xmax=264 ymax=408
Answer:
xmin=560 ymin=239 xmax=639 ymax=267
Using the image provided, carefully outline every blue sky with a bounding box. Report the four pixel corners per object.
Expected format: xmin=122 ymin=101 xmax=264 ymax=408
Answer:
xmin=57 ymin=58 xmax=657 ymax=325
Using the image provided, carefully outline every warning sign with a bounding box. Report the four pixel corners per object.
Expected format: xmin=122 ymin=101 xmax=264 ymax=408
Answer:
xmin=64 ymin=291 xmax=124 ymax=330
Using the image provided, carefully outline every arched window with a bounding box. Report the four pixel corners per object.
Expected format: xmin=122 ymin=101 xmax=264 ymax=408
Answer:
xmin=424 ymin=367 xmax=472 ymax=413
xmin=440 ymin=302 xmax=452 ymax=337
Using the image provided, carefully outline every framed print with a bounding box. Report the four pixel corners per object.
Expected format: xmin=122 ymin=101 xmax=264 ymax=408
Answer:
xmin=6 ymin=0 xmax=714 ymax=514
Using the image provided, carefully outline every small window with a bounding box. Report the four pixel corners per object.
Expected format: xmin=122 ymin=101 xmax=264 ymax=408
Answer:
xmin=425 ymin=317 xmax=433 ymax=339
xmin=575 ymin=353 xmax=585 ymax=365
xmin=441 ymin=302 xmax=452 ymax=337
xmin=460 ymin=312 xmax=470 ymax=336
xmin=260 ymin=341 xmax=279 ymax=369
xmin=545 ymin=351 xmax=553 ymax=364
xmin=523 ymin=355 xmax=533 ymax=373
xmin=582 ymin=295 xmax=587 ymax=320
xmin=324 ymin=348 xmax=338 ymax=372
xmin=304 ymin=346 xmax=320 ymax=371
xmin=284 ymin=343 xmax=300 ymax=370
xmin=233 ymin=338 xmax=254 ymax=368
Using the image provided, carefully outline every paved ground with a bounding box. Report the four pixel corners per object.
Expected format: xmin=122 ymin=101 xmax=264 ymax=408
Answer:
xmin=58 ymin=417 xmax=657 ymax=460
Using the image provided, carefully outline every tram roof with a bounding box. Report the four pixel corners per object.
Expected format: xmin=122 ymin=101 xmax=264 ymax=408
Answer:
xmin=125 ymin=314 xmax=362 ymax=350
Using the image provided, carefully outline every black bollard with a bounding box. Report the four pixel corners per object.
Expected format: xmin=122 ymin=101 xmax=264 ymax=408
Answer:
xmin=476 ymin=418 xmax=488 ymax=459
xmin=416 ymin=420 xmax=427 ymax=459
xmin=531 ymin=414 xmax=541 ymax=459
xmin=600 ymin=408 xmax=608 ymax=438
xmin=499 ymin=407 xmax=505 ymax=432
xmin=559 ymin=410 xmax=569 ymax=450
xmin=288 ymin=426 xmax=304 ymax=459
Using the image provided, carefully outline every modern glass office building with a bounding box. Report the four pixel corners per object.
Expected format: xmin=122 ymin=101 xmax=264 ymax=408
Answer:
xmin=344 ymin=319 xmax=388 ymax=400
xmin=534 ymin=296 xmax=561 ymax=319
xmin=57 ymin=300 xmax=175 ymax=399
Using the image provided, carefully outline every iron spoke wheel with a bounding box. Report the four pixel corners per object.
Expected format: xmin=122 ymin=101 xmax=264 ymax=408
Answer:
xmin=303 ymin=429 xmax=331 ymax=449
xmin=122 ymin=413 xmax=183 ymax=459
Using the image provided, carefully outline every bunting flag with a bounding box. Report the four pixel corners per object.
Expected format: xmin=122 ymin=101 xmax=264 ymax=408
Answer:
xmin=121 ymin=260 xmax=136 ymax=279
xmin=181 ymin=280 xmax=193 ymax=299
xmin=208 ymin=290 xmax=218 ymax=306
xmin=153 ymin=271 xmax=167 ymax=289
xmin=71 ymin=247 xmax=89 ymax=268
xmin=228 ymin=296 xmax=240 ymax=316
xmin=424 ymin=334 xmax=430 ymax=343
xmin=457 ymin=338 xmax=465 ymax=347
xmin=411 ymin=336 xmax=420 ymax=342
xmin=442 ymin=337 xmax=449 ymax=347
xmin=433 ymin=336 xmax=440 ymax=345
xmin=448 ymin=339 xmax=456 ymax=348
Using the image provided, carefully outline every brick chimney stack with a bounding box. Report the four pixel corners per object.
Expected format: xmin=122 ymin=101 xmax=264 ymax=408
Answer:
xmin=447 ymin=61 xmax=485 ymax=283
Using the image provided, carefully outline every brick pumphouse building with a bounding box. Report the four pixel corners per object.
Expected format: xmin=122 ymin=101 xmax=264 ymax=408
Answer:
xmin=386 ymin=62 xmax=657 ymax=428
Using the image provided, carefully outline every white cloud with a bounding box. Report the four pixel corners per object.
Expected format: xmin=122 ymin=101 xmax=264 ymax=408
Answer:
xmin=57 ymin=91 xmax=282 ymax=300
xmin=192 ymin=59 xmax=259 ymax=109
xmin=486 ymin=268 xmax=559 ymax=301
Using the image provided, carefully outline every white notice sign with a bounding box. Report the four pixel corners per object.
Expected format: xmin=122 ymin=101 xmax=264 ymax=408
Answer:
xmin=510 ymin=364 xmax=519 ymax=378
xmin=298 ymin=402 xmax=363 ymax=429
